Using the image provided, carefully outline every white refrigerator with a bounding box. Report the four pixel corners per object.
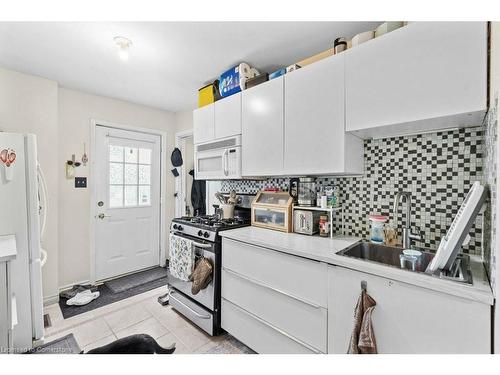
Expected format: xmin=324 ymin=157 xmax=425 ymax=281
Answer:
xmin=0 ymin=132 xmax=44 ymax=352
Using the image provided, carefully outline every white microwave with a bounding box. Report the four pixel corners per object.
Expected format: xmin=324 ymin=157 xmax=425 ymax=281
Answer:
xmin=194 ymin=135 xmax=242 ymax=180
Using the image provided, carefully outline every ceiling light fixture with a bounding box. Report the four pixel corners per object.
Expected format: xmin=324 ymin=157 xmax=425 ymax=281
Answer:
xmin=114 ymin=36 xmax=132 ymax=61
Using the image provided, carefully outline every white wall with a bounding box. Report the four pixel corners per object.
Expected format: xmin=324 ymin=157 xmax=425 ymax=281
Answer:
xmin=174 ymin=110 xmax=193 ymax=133
xmin=0 ymin=67 xmax=60 ymax=300
xmin=58 ymin=88 xmax=176 ymax=290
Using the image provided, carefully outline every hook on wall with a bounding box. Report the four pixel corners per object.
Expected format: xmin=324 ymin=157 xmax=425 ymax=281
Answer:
xmin=361 ymin=280 xmax=367 ymax=292
xmin=66 ymin=154 xmax=82 ymax=179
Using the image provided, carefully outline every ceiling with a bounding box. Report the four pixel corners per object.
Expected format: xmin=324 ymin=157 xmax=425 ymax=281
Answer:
xmin=0 ymin=22 xmax=380 ymax=112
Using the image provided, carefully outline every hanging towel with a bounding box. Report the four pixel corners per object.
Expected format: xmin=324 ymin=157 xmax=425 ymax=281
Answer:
xmin=189 ymin=257 xmax=213 ymax=295
xmin=347 ymin=290 xmax=378 ymax=354
xmin=168 ymin=233 xmax=195 ymax=281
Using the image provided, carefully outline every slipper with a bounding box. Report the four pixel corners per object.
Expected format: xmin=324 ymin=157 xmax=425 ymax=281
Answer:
xmin=66 ymin=290 xmax=100 ymax=306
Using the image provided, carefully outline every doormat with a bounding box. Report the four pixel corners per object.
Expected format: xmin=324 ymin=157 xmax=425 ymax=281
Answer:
xmin=104 ymin=267 xmax=169 ymax=294
xmin=26 ymin=334 xmax=81 ymax=354
xmin=59 ymin=269 xmax=168 ymax=319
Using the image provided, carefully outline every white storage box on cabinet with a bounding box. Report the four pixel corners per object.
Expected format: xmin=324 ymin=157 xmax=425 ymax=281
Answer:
xmin=345 ymin=22 xmax=487 ymax=138
xmin=284 ymin=53 xmax=363 ymax=175
xmin=242 ymin=76 xmax=284 ymax=176
xmin=327 ymin=265 xmax=491 ymax=354
xmin=193 ymin=104 xmax=215 ymax=144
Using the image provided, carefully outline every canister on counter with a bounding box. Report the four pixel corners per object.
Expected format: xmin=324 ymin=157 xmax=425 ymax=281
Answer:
xmin=319 ymin=215 xmax=330 ymax=237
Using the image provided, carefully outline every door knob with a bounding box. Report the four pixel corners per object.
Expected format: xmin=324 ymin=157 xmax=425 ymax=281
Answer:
xmin=97 ymin=213 xmax=111 ymax=219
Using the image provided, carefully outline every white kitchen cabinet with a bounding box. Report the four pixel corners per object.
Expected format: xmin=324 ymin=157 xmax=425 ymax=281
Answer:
xmin=214 ymin=92 xmax=241 ymax=139
xmin=193 ymin=104 xmax=215 ymax=144
xmin=222 ymin=238 xmax=328 ymax=353
xmin=345 ymin=22 xmax=487 ymax=138
xmin=242 ymin=76 xmax=284 ymax=176
xmin=284 ymin=54 xmax=363 ymax=175
xmin=222 ymin=299 xmax=316 ymax=354
xmin=328 ymin=265 xmax=491 ymax=354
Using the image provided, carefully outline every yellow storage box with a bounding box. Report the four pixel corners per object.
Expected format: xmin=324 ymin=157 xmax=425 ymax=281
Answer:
xmin=198 ymin=81 xmax=220 ymax=108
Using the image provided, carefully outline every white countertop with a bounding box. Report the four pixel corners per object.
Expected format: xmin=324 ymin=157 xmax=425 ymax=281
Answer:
xmin=220 ymin=226 xmax=494 ymax=305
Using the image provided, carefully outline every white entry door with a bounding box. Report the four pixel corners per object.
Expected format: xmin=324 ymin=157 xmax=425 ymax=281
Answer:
xmin=94 ymin=125 xmax=161 ymax=281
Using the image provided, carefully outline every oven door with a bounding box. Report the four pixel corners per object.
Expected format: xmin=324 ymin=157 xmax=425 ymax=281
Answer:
xmin=167 ymin=234 xmax=216 ymax=311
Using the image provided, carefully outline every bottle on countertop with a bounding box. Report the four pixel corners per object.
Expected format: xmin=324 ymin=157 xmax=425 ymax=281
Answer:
xmin=384 ymin=219 xmax=398 ymax=246
xmin=319 ymin=215 xmax=330 ymax=237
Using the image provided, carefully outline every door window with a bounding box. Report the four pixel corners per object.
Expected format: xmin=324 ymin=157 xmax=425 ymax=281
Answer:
xmin=109 ymin=145 xmax=152 ymax=208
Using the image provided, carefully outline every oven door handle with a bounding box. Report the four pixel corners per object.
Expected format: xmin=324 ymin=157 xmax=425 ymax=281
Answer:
xmin=170 ymin=291 xmax=211 ymax=319
xmin=192 ymin=241 xmax=212 ymax=249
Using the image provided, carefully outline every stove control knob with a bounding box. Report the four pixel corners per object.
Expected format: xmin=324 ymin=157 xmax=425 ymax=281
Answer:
xmin=198 ymin=230 xmax=203 ymax=237
xmin=203 ymin=231 xmax=210 ymax=238
xmin=173 ymin=224 xmax=178 ymax=230
xmin=178 ymin=225 xmax=183 ymax=231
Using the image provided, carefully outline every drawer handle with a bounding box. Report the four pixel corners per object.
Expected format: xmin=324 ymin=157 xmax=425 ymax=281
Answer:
xmin=222 ymin=298 xmax=322 ymax=354
xmin=170 ymin=291 xmax=211 ymax=319
xmin=223 ymin=267 xmax=322 ymax=309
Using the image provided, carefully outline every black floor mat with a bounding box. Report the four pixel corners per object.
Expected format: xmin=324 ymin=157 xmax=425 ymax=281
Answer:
xmin=26 ymin=334 xmax=81 ymax=354
xmin=105 ymin=267 xmax=169 ymax=293
xmin=59 ymin=274 xmax=168 ymax=319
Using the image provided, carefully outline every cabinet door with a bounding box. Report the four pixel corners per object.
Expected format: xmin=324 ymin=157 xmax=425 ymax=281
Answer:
xmin=284 ymin=54 xmax=347 ymax=175
xmin=193 ymin=104 xmax=215 ymax=144
xmin=345 ymin=22 xmax=487 ymax=134
xmin=215 ymin=93 xmax=241 ymax=139
xmin=328 ymin=265 xmax=490 ymax=354
xmin=242 ymin=77 xmax=284 ymax=176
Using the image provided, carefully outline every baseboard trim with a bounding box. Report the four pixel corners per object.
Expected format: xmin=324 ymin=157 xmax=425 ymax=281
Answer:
xmin=43 ymin=294 xmax=59 ymax=306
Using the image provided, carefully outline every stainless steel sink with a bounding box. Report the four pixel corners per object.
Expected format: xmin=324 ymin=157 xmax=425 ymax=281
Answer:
xmin=337 ymin=241 xmax=472 ymax=284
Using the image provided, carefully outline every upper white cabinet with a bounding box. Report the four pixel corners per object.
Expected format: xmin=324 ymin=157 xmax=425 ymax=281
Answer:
xmin=193 ymin=104 xmax=215 ymax=144
xmin=328 ymin=265 xmax=491 ymax=354
xmin=345 ymin=22 xmax=487 ymax=138
xmin=284 ymin=54 xmax=363 ymax=175
xmin=214 ymin=93 xmax=241 ymax=139
xmin=242 ymin=77 xmax=284 ymax=176
xmin=193 ymin=93 xmax=241 ymax=145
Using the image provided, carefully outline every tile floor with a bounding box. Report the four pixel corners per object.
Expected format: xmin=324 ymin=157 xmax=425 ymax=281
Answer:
xmin=43 ymin=286 xmax=252 ymax=354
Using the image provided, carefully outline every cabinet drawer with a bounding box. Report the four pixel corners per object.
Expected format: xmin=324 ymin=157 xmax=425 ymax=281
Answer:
xmin=222 ymin=268 xmax=327 ymax=352
xmin=221 ymin=298 xmax=318 ymax=354
xmin=222 ymin=238 xmax=328 ymax=307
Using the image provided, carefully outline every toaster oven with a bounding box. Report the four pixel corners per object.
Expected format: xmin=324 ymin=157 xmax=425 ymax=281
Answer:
xmin=293 ymin=210 xmax=322 ymax=235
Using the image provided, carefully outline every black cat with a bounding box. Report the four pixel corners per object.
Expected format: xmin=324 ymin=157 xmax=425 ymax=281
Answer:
xmin=86 ymin=334 xmax=176 ymax=354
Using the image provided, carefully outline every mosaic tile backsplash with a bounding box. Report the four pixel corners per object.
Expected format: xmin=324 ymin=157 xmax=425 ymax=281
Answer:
xmin=221 ymin=127 xmax=486 ymax=255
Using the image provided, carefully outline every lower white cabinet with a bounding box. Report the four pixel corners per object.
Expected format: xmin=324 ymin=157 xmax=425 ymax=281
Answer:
xmin=221 ymin=299 xmax=317 ymax=354
xmin=328 ymin=265 xmax=491 ymax=354
xmin=221 ymin=238 xmax=328 ymax=353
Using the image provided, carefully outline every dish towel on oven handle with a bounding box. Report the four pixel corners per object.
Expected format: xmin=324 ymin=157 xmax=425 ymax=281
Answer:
xmin=169 ymin=233 xmax=195 ymax=281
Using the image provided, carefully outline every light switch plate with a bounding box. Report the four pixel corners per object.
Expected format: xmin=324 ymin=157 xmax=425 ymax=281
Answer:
xmin=75 ymin=177 xmax=87 ymax=188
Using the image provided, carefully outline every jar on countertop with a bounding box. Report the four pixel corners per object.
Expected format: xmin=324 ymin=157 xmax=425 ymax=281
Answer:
xmin=368 ymin=215 xmax=388 ymax=244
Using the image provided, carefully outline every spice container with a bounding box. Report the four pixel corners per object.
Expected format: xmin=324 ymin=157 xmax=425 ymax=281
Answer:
xmin=319 ymin=215 xmax=330 ymax=237
xmin=384 ymin=219 xmax=398 ymax=246
xmin=369 ymin=215 xmax=388 ymax=244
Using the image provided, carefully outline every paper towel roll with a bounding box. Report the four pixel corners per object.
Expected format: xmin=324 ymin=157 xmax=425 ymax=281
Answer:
xmin=239 ymin=63 xmax=259 ymax=91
